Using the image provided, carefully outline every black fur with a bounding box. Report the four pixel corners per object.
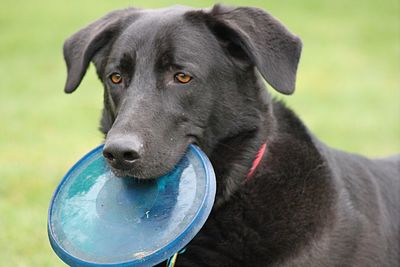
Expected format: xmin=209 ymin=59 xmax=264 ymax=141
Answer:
xmin=63 ymin=5 xmax=400 ymax=266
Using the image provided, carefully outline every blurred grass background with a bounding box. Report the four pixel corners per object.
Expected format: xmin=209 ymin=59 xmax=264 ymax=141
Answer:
xmin=0 ymin=0 xmax=399 ymax=266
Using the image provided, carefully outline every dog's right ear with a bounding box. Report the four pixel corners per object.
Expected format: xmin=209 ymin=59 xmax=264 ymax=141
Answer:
xmin=63 ymin=8 xmax=138 ymax=93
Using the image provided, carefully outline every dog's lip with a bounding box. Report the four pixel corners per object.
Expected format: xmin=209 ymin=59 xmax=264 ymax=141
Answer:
xmin=187 ymin=134 xmax=200 ymax=146
xmin=110 ymin=166 xmax=158 ymax=180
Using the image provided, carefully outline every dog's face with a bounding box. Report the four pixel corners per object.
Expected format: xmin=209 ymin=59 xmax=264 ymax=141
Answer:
xmin=63 ymin=5 xmax=301 ymax=179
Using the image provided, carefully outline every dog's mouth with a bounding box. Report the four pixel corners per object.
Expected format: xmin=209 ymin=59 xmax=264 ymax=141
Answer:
xmin=109 ymin=156 xmax=181 ymax=180
xmin=108 ymin=136 xmax=199 ymax=180
xmin=110 ymin=167 xmax=158 ymax=180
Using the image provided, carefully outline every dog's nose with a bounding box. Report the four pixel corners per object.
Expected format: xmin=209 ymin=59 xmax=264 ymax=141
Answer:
xmin=103 ymin=136 xmax=142 ymax=169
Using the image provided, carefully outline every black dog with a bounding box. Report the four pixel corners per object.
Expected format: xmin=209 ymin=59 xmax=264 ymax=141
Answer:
xmin=63 ymin=5 xmax=399 ymax=266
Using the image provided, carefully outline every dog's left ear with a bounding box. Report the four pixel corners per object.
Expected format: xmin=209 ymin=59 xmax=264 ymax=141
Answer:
xmin=198 ymin=5 xmax=302 ymax=95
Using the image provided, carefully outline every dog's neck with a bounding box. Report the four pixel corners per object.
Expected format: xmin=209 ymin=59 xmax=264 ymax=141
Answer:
xmin=207 ymin=79 xmax=277 ymax=207
xmin=209 ymin=127 xmax=270 ymax=207
xmin=206 ymin=78 xmax=329 ymax=208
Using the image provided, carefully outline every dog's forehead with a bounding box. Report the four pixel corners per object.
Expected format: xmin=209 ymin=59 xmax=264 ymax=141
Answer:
xmin=111 ymin=7 xmax=211 ymax=63
xmin=116 ymin=8 xmax=187 ymax=47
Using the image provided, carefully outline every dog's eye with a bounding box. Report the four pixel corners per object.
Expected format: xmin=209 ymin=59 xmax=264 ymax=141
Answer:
xmin=175 ymin=72 xmax=192 ymax=84
xmin=109 ymin=73 xmax=122 ymax=84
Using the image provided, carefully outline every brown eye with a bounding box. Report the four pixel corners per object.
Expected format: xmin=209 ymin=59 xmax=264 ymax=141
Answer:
xmin=175 ymin=72 xmax=192 ymax=84
xmin=110 ymin=73 xmax=122 ymax=84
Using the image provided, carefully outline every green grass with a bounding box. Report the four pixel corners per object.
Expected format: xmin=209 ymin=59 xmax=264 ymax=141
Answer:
xmin=0 ymin=0 xmax=399 ymax=266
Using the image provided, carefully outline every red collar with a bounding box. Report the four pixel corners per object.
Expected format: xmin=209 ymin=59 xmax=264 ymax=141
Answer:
xmin=245 ymin=143 xmax=267 ymax=181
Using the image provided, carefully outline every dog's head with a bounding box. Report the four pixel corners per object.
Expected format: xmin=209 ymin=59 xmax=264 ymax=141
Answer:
xmin=63 ymin=5 xmax=302 ymax=179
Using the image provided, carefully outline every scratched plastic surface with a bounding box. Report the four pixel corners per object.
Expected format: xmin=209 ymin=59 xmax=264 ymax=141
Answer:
xmin=48 ymin=145 xmax=216 ymax=267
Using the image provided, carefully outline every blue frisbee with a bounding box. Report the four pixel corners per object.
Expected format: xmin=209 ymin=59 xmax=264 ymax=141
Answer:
xmin=48 ymin=144 xmax=216 ymax=267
